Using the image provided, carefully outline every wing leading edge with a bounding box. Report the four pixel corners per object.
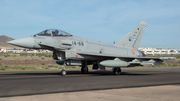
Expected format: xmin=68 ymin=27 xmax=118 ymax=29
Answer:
xmin=77 ymin=52 xmax=176 ymax=66
xmin=77 ymin=51 xmax=164 ymax=60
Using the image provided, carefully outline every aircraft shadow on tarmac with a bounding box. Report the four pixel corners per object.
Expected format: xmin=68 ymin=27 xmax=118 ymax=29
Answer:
xmin=0 ymin=70 xmax=153 ymax=77
xmin=67 ymin=71 xmax=153 ymax=76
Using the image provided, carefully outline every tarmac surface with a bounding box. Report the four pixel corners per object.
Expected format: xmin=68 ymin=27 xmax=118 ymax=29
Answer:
xmin=0 ymin=67 xmax=180 ymax=101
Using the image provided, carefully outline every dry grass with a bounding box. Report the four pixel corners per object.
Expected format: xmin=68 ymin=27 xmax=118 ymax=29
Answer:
xmin=0 ymin=53 xmax=179 ymax=70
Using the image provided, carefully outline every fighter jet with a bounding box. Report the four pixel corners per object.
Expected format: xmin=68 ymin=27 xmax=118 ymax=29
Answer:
xmin=8 ymin=21 xmax=175 ymax=76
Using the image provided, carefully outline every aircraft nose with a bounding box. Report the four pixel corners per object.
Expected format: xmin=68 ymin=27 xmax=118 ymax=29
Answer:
xmin=7 ymin=37 xmax=34 ymax=48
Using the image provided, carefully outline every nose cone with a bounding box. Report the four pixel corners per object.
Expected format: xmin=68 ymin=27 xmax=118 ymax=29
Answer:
xmin=7 ymin=37 xmax=34 ymax=48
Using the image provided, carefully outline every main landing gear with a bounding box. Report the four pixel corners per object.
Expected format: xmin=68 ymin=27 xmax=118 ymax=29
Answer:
xmin=81 ymin=66 xmax=88 ymax=74
xmin=113 ymin=67 xmax=121 ymax=75
xmin=81 ymin=61 xmax=88 ymax=74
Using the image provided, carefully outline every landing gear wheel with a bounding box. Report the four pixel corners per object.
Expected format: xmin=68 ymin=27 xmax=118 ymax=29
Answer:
xmin=61 ymin=69 xmax=66 ymax=76
xmin=81 ymin=66 xmax=88 ymax=74
xmin=113 ymin=67 xmax=121 ymax=75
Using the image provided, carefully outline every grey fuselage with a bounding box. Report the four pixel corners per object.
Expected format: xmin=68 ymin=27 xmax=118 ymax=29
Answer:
xmin=9 ymin=22 xmax=163 ymax=68
xmin=8 ymin=22 xmax=176 ymax=76
xmin=33 ymin=35 xmax=140 ymax=62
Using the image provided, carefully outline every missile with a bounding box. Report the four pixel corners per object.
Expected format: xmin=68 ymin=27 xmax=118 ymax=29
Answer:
xmin=100 ymin=59 xmax=130 ymax=67
xmin=56 ymin=60 xmax=64 ymax=65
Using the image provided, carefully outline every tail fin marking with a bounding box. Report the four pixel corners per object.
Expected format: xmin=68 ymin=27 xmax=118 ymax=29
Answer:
xmin=114 ymin=21 xmax=147 ymax=49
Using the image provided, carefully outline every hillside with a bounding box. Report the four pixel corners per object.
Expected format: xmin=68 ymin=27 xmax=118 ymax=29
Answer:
xmin=0 ymin=35 xmax=15 ymax=48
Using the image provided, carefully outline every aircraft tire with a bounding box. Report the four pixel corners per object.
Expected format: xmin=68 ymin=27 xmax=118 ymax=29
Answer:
xmin=113 ymin=67 xmax=121 ymax=75
xmin=81 ymin=66 xmax=88 ymax=74
xmin=61 ymin=69 xmax=66 ymax=76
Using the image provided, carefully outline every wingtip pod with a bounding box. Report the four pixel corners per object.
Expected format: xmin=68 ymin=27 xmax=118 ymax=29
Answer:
xmin=140 ymin=21 xmax=147 ymax=26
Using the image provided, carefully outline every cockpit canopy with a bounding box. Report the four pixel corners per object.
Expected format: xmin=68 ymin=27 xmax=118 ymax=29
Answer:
xmin=35 ymin=29 xmax=72 ymax=37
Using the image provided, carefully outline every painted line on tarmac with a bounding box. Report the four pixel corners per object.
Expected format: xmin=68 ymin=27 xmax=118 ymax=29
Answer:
xmin=0 ymin=75 xmax=60 ymax=79
xmin=0 ymin=74 xmax=94 ymax=79
xmin=66 ymin=74 xmax=94 ymax=76
xmin=0 ymin=71 xmax=179 ymax=79
xmin=127 ymin=71 xmax=180 ymax=75
xmin=0 ymin=69 xmax=61 ymax=73
xmin=142 ymin=71 xmax=180 ymax=74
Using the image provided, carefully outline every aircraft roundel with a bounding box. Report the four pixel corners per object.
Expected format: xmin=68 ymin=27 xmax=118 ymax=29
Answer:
xmin=132 ymin=50 xmax=135 ymax=54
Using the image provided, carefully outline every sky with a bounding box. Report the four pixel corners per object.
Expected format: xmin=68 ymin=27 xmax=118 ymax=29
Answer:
xmin=0 ymin=0 xmax=180 ymax=49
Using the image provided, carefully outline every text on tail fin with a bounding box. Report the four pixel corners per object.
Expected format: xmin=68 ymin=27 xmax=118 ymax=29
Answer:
xmin=114 ymin=21 xmax=147 ymax=49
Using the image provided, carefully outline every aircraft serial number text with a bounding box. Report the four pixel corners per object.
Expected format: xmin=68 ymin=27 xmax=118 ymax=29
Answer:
xmin=72 ymin=41 xmax=84 ymax=46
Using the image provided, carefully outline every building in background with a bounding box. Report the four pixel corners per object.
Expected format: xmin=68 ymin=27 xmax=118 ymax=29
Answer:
xmin=0 ymin=47 xmax=52 ymax=53
xmin=0 ymin=47 xmax=179 ymax=54
xmin=138 ymin=47 xmax=178 ymax=55
xmin=0 ymin=48 xmax=6 ymax=52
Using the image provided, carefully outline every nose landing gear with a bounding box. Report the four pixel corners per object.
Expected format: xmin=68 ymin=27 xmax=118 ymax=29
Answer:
xmin=61 ymin=62 xmax=66 ymax=76
xmin=61 ymin=69 xmax=66 ymax=76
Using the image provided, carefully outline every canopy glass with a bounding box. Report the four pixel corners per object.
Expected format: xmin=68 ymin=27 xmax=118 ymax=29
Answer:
xmin=36 ymin=29 xmax=72 ymax=37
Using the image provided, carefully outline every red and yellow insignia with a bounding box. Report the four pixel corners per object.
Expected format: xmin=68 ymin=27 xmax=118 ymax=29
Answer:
xmin=132 ymin=51 xmax=135 ymax=54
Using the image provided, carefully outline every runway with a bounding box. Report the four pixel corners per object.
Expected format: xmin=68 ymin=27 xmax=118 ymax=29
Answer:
xmin=0 ymin=67 xmax=180 ymax=98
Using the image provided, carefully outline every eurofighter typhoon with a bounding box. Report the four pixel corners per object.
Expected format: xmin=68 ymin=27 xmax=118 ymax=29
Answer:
xmin=8 ymin=21 xmax=175 ymax=76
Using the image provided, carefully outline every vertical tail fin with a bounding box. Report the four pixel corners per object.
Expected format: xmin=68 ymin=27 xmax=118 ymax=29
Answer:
xmin=114 ymin=21 xmax=147 ymax=49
